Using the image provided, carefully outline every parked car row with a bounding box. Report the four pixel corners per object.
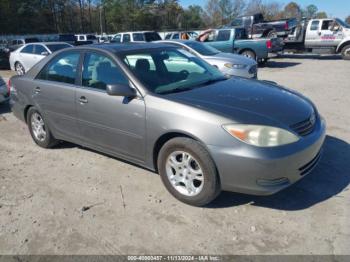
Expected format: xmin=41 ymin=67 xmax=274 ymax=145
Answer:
xmin=8 ymin=43 xmax=326 ymax=206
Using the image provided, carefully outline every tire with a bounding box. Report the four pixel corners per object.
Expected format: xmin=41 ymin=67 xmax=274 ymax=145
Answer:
xmin=157 ymin=137 xmax=221 ymax=206
xmin=15 ymin=62 xmax=25 ymax=75
xmin=267 ymin=30 xmax=277 ymax=39
xmin=27 ymin=107 xmax=58 ymax=148
xmin=241 ymin=50 xmax=256 ymax=61
xmin=341 ymin=45 xmax=350 ymax=60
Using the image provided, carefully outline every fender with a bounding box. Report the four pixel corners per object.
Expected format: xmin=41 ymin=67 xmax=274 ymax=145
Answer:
xmin=336 ymin=36 xmax=350 ymax=52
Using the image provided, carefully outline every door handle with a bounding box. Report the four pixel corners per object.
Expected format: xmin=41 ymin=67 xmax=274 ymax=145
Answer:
xmin=79 ymin=96 xmax=88 ymax=104
xmin=34 ymin=87 xmax=41 ymax=94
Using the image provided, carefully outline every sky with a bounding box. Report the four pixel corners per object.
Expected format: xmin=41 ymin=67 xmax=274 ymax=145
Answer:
xmin=179 ymin=0 xmax=350 ymax=20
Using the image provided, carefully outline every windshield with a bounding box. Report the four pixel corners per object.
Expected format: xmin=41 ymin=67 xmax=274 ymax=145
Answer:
xmin=185 ymin=41 xmax=220 ymax=56
xmin=336 ymin=18 xmax=350 ymax=29
xmin=120 ymin=48 xmax=225 ymax=95
xmin=46 ymin=44 xmax=71 ymax=52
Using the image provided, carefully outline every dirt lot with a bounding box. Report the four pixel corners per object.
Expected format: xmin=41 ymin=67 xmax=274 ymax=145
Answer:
xmin=0 ymin=55 xmax=349 ymax=255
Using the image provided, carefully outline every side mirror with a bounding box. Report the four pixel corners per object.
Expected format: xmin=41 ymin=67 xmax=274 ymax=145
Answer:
xmin=106 ymin=84 xmax=136 ymax=97
xmin=41 ymin=51 xmax=49 ymax=56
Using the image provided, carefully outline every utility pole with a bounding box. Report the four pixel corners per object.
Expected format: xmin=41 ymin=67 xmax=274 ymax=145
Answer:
xmin=100 ymin=0 xmax=103 ymax=35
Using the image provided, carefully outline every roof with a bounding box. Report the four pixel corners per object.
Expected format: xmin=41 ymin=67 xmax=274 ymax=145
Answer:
xmin=81 ymin=43 xmax=175 ymax=53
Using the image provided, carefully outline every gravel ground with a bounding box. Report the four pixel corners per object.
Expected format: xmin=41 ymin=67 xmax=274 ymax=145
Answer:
xmin=0 ymin=55 xmax=349 ymax=255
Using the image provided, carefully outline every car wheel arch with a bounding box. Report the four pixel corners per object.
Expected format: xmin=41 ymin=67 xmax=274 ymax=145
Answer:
xmin=152 ymin=131 xmax=219 ymax=177
xmin=24 ymin=105 xmax=34 ymax=123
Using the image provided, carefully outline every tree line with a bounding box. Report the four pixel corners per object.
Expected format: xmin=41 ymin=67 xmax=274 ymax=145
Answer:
xmin=0 ymin=0 xmax=348 ymax=35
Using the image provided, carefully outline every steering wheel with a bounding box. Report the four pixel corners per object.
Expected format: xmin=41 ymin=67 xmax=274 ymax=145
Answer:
xmin=179 ymin=70 xmax=190 ymax=79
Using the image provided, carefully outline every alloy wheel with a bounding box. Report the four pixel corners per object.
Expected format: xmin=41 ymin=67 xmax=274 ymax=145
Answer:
xmin=165 ymin=151 xmax=204 ymax=196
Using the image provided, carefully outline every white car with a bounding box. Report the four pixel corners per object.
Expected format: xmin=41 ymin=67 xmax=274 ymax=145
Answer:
xmin=111 ymin=31 xmax=161 ymax=43
xmin=10 ymin=42 xmax=72 ymax=75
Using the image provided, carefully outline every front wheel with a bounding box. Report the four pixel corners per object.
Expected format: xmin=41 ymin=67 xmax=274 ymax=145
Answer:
xmin=158 ymin=137 xmax=221 ymax=206
xmin=341 ymin=45 xmax=350 ymax=60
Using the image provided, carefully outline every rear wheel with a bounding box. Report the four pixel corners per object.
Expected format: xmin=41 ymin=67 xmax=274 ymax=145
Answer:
xmin=341 ymin=45 xmax=350 ymax=60
xmin=27 ymin=107 xmax=58 ymax=148
xmin=267 ymin=30 xmax=277 ymax=38
xmin=158 ymin=137 xmax=221 ymax=206
xmin=15 ymin=62 xmax=25 ymax=75
xmin=241 ymin=50 xmax=256 ymax=61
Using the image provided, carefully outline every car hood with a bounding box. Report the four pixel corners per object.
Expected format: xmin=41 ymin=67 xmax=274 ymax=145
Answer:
xmin=205 ymin=52 xmax=257 ymax=66
xmin=164 ymin=78 xmax=314 ymax=127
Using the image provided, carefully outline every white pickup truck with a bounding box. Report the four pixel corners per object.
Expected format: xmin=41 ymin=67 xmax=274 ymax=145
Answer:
xmin=284 ymin=18 xmax=350 ymax=60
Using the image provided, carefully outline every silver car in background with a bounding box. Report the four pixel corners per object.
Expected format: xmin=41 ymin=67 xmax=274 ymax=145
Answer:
xmin=10 ymin=42 xmax=72 ymax=75
xmin=157 ymin=40 xmax=258 ymax=79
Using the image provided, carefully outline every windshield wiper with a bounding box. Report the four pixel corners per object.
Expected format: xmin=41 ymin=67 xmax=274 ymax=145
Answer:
xmin=197 ymin=77 xmax=227 ymax=86
xmin=158 ymin=86 xmax=194 ymax=95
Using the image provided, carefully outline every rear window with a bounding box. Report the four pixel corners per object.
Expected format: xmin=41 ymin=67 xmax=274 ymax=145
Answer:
xmin=144 ymin=32 xmax=161 ymax=42
xmin=310 ymin=21 xmax=320 ymax=31
xmin=46 ymin=44 xmax=71 ymax=52
xmin=25 ymin=38 xmax=40 ymax=43
xmin=87 ymin=35 xmax=97 ymax=40
xmin=20 ymin=45 xmax=34 ymax=54
xmin=216 ymin=30 xmax=231 ymax=41
xmin=59 ymin=35 xmax=76 ymax=42
xmin=133 ymin=33 xmax=144 ymax=41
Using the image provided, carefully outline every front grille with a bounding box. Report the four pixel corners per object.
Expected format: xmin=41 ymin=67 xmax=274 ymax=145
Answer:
xmin=249 ymin=65 xmax=257 ymax=74
xmin=290 ymin=114 xmax=316 ymax=136
xmin=299 ymin=151 xmax=322 ymax=176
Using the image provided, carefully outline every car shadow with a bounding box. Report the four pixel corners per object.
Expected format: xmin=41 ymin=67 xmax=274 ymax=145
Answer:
xmin=0 ymin=101 xmax=11 ymax=114
xmin=261 ymin=60 xmax=301 ymax=68
xmin=207 ymin=135 xmax=350 ymax=210
xmin=277 ymin=54 xmax=342 ymax=60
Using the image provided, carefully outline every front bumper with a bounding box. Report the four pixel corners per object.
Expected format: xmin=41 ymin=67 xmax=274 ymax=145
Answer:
xmin=224 ymin=66 xmax=258 ymax=79
xmin=208 ymin=118 xmax=326 ymax=195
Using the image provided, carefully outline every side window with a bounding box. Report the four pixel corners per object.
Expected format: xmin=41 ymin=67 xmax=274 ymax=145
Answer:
xmin=321 ymin=20 xmax=333 ymax=30
xmin=21 ymin=45 xmax=34 ymax=54
xmin=172 ymin=33 xmax=179 ymax=39
xmin=132 ymin=33 xmax=144 ymax=41
xmin=82 ymin=52 xmax=129 ymax=91
xmin=34 ymin=45 xmax=47 ymax=55
xmin=123 ymin=34 xmax=131 ymax=42
xmin=123 ymin=54 xmax=156 ymax=71
xmin=310 ymin=20 xmax=320 ymax=31
xmin=165 ymin=34 xmax=171 ymax=40
xmin=114 ymin=34 xmax=121 ymax=43
xmin=37 ymin=52 xmax=80 ymax=84
xmin=216 ymin=30 xmax=231 ymax=41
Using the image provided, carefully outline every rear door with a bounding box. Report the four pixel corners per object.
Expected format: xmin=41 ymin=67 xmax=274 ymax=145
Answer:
xmin=305 ymin=20 xmax=321 ymax=47
xmin=18 ymin=44 xmax=35 ymax=70
xmin=30 ymin=44 xmax=47 ymax=68
xmin=34 ymin=51 xmax=81 ymax=140
xmin=75 ymin=51 xmax=146 ymax=161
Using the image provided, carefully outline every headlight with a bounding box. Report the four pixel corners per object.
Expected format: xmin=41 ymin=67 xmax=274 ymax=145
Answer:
xmin=223 ymin=124 xmax=299 ymax=147
xmin=224 ymin=63 xmax=247 ymax=69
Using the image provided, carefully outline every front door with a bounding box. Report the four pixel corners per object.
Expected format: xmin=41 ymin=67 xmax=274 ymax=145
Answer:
xmin=76 ymin=51 xmax=146 ymax=162
xmin=319 ymin=20 xmax=344 ymax=47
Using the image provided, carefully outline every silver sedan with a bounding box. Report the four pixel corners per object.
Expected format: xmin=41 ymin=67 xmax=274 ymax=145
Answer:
xmin=157 ymin=40 xmax=258 ymax=79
